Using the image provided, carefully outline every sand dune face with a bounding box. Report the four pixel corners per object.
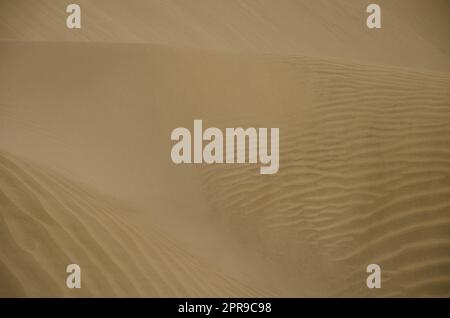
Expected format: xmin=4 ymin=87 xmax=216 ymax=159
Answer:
xmin=1 ymin=1 xmax=450 ymax=297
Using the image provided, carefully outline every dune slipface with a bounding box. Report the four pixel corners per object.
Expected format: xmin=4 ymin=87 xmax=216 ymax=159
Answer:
xmin=0 ymin=0 xmax=450 ymax=298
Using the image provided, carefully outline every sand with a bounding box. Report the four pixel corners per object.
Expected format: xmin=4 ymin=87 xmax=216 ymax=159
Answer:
xmin=0 ymin=0 xmax=449 ymax=297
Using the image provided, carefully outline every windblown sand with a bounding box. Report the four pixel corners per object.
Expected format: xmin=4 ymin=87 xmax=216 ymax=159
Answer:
xmin=0 ymin=0 xmax=449 ymax=297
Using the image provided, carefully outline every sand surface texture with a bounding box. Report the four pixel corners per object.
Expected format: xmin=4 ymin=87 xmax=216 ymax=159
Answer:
xmin=1 ymin=0 xmax=449 ymax=297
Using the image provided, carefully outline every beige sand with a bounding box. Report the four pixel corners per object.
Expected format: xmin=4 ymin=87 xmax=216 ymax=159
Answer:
xmin=0 ymin=1 xmax=449 ymax=297
xmin=1 ymin=0 xmax=450 ymax=72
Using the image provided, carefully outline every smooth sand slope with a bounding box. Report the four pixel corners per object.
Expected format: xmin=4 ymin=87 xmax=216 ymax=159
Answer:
xmin=1 ymin=0 xmax=449 ymax=72
xmin=1 ymin=1 xmax=450 ymax=297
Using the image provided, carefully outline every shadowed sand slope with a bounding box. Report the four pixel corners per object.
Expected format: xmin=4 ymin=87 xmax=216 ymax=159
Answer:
xmin=1 ymin=40 xmax=449 ymax=296
xmin=0 ymin=0 xmax=449 ymax=72
xmin=0 ymin=151 xmax=273 ymax=297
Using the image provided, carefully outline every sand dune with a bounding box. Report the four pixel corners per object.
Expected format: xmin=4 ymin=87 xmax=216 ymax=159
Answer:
xmin=1 ymin=40 xmax=449 ymax=297
xmin=1 ymin=1 xmax=450 ymax=297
